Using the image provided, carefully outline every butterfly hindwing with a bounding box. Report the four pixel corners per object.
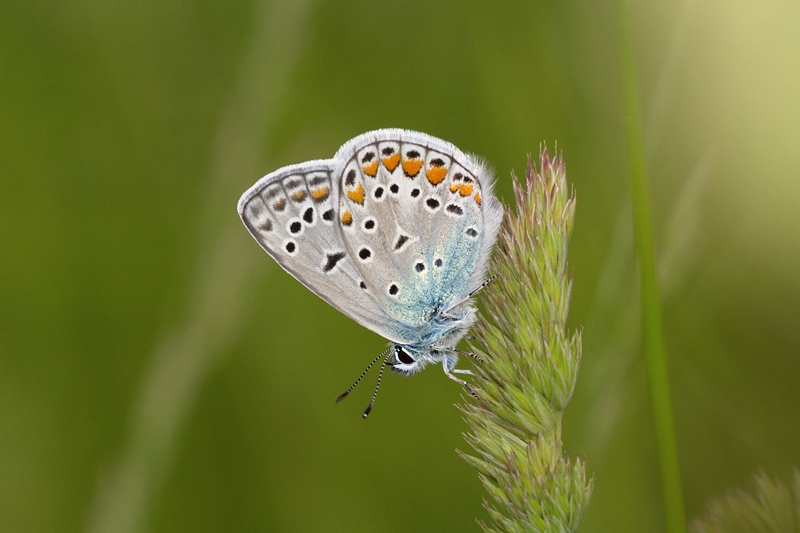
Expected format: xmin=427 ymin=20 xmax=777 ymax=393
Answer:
xmin=238 ymin=161 xmax=405 ymax=341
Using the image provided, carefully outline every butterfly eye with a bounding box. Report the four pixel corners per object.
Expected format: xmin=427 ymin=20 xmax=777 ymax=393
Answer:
xmin=396 ymin=347 xmax=414 ymax=365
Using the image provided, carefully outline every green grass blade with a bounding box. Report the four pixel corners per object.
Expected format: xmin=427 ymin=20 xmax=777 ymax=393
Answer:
xmin=616 ymin=2 xmax=687 ymax=532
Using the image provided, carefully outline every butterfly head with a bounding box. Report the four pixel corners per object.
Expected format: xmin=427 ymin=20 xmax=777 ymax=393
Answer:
xmin=388 ymin=343 xmax=463 ymax=378
xmin=386 ymin=345 xmax=426 ymax=376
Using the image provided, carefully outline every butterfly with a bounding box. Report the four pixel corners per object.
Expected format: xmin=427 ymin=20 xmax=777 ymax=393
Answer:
xmin=238 ymin=129 xmax=503 ymax=417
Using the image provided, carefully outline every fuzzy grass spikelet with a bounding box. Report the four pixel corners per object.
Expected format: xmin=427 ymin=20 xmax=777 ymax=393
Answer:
xmin=691 ymin=470 xmax=800 ymax=533
xmin=460 ymin=148 xmax=593 ymax=532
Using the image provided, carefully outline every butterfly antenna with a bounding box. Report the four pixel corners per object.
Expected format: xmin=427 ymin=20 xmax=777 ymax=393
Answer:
xmin=362 ymin=350 xmax=394 ymax=419
xmin=335 ymin=347 xmax=392 ymax=404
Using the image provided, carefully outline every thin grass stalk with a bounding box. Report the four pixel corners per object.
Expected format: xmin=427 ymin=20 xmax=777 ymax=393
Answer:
xmin=616 ymin=1 xmax=686 ymax=531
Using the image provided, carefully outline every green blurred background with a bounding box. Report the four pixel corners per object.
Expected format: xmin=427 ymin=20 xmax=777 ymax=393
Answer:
xmin=2 ymin=0 xmax=799 ymax=531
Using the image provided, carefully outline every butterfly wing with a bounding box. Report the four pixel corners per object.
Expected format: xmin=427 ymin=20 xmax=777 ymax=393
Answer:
xmin=332 ymin=130 xmax=503 ymax=338
xmin=238 ymin=160 xmax=407 ymax=342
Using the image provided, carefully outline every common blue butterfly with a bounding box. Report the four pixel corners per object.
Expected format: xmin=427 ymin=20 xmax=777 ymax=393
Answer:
xmin=238 ymin=129 xmax=503 ymax=417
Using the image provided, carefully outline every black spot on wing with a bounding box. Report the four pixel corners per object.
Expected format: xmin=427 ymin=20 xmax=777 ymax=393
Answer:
xmin=446 ymin=204 xmax=463 ymax=215
xmin=323 ymin=252 xmax=345 ymax=272
xmin=394 ymin=234 xmax=410 ymax=251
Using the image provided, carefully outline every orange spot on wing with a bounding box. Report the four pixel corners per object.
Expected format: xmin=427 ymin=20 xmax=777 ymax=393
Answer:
xmin=449 ymin=183 xmax=460 ymax=193
xmin=346 ymin=183 xmax=365 ymax=205
xmin=341 ymin=210 xmax=352 ymax=225
xmin=291 ymin=190 xmax=307 ymax=201
xmin=459 ymin=184 xmax=474 ymax=196
xmin=475 ymin=192 xmax=482 ymax=205
xmin=311 ymin=187 xmax=329 ymax=200
xmin=273 ymin=198 xmax=286 ymax=210
xmin=382 ymin=153 xmax=401 ymax=172
xmin=426 ymin=164 xmax=447 ymax=185
xmin=363 ymin=161 xmax=378 ymax=177
xmin=402 ymin=158 xmax=423 ymax=177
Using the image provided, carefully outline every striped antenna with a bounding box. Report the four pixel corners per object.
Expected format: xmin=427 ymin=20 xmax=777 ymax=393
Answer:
xmin=335 ymin=347 xmax=393 ymax=404
xmin=362 ymin=350 xmax=395 ymax=419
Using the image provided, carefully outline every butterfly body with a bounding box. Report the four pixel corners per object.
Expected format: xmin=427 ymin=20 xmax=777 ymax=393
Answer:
xmin=239 ymin=129 xmax=502 ymax=411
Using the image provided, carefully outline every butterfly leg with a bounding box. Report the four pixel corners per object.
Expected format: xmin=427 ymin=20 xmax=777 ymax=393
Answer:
xmin=452 ymin=347 xmax=483 ymax=364
xmin=452 ymin=367 xmax=485 ymax=383
xmin=466 ymin=274 xmax=498 ymax=298
xmin=442 ymin=275 xmax=499 ymax=315
xmin=443 ymin=366 xmax=479 ymax=399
